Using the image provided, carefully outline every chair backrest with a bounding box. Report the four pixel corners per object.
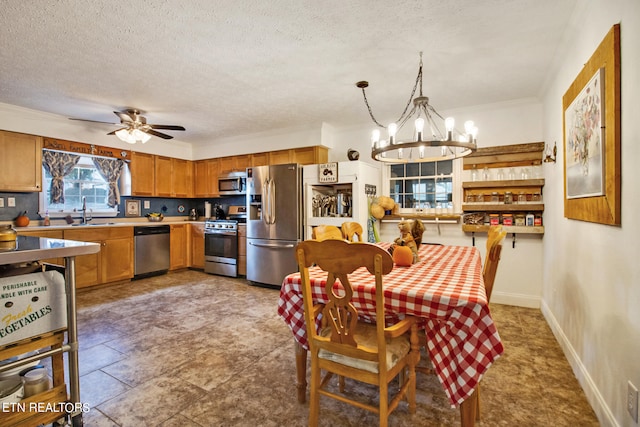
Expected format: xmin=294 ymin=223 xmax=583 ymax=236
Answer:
xmin=483 ymin=226 xmax=506 ymax=302
xmin=341 ymin=221 xmax=364 ymax=242
xmin=312 ymin=225 xmax=343 ymax=241
xmin=295 ymin=240 xmax=394 ymax=362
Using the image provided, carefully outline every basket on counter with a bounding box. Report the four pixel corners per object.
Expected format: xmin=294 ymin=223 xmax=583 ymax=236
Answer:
xmin=146 ymin=213 xmax=164 ymax=222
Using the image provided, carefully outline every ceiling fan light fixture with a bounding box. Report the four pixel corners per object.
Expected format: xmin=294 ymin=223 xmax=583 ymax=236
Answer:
xmin=115 ymin=128 xmax=151 ymax=144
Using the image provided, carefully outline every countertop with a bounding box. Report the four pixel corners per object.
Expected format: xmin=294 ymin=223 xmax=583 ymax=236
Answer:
xmin=6 ymin=217 xmax=206 ymax=232
xmin=0 ymin=235 xmax=101 ymax=264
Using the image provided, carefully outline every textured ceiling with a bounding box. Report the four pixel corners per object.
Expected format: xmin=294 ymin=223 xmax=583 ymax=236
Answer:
xmin=0 ymin=0 xmax=577 ymax=146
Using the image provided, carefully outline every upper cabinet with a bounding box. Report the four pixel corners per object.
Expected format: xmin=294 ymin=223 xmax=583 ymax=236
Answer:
xmin=131 ymin=153 xmax=193 ymax=198
xmin=193 ymin=158 xmax=219 ymax=198
xmin=0 ymin=130 xmax=43 ymax=192
xmin=155 ymin=156 xmax=193 ymax=197
xmin=219 ymin=155 xmax=251 ymax=174
xmin=130 ymin=152 xmax=156 ymax=196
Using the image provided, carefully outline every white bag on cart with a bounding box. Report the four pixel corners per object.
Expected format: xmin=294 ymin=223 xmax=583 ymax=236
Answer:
xmin=0 ymin=270 xmax=67 ymax=347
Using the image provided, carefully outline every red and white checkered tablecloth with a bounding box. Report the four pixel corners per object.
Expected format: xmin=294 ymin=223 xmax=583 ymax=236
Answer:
xmin=277 ymin=242 xmax=504 ymax=407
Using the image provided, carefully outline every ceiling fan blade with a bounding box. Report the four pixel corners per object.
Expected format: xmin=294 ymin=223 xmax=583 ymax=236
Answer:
xmin=106 ymin=128 xmax=128 ymax=135
xmin=69 ymin=118 xmax=120 ymax=125
xmin=148 ymin=124 xmax=186 ymax=131
xmin=145 ymin=129 xmax=173 ymax=139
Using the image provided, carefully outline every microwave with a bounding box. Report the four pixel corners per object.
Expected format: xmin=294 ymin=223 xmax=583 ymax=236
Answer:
xmin=218 ymin=171 xmax=246 ymax=195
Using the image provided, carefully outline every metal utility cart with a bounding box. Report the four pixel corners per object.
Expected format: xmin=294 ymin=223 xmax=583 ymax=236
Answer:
xmin=0 ymin=235 xmax=100 ymax=427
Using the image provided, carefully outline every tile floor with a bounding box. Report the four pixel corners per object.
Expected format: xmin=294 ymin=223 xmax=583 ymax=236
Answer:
xmin=59 ymin=270 xmax=599 ymax=426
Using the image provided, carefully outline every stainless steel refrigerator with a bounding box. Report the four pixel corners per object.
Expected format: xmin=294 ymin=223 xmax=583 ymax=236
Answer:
xmin=246 ymin=163 xmax=303 ymax=287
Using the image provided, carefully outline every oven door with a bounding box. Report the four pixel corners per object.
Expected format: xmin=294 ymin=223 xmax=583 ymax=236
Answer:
xmin=204 ymin=230 xmax=238 ymax=264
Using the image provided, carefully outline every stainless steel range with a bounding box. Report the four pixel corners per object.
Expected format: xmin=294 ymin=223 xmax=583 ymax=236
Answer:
xmin=204 ymin=219 xmax=239 ymax=277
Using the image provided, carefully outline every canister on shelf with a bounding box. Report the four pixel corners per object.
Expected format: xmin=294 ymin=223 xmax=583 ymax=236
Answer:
xmin=504 ymin=192 xmax=513 ymax=204
xmin=489 ymin=213 xmax=500 ymax=226
xmin=491 ymin=192 xmax=499 ymax=203
xmin=22 ymin=367 xmax=51 ymax=398
xmin=526 ymin=213 xmax=535 ymax=226
xmin=502 ymin=213 xmax=513 ymax=226
xmin=515 ymin=214 xmax=525 ymax=226
xmin=534 ymin=214 xmax=543 ymax=226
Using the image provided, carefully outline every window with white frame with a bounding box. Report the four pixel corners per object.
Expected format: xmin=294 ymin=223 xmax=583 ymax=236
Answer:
xmin=39 ymin=154 xmax=130 ymax=217
xmin=389 ymin=160 xmax=454 ymax=210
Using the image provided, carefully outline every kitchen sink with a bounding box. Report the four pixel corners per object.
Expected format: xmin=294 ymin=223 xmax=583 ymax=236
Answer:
xmin=71 ymin=222 xmax=116 ymax=226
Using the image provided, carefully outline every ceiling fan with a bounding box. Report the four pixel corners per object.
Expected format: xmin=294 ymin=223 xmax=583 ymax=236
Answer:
xmin=70 ymin=109 xmax=185 ymax=143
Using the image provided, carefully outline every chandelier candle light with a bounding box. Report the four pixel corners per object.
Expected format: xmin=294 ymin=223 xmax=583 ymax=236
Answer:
xmin=358 ymin=52 xmax=478 ymax=163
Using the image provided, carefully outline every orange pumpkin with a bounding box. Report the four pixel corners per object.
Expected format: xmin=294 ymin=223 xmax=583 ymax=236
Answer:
xmin=392 ymin=244 xmax=414 ymax=266
xmin=15 ymin=215 xmax=30 ymax=227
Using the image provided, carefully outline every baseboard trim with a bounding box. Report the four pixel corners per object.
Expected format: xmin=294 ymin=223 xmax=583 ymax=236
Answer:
xmin=491 ymin=291 xmax=540 ymax=308
xmin=540 ymin=300 xmax=618 ymax=427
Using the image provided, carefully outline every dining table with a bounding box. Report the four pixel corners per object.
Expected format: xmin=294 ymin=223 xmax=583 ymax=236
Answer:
xmin=277 ymin=241 xmax=504 ymax=427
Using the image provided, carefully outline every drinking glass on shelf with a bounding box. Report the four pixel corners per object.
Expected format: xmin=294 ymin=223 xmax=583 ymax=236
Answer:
xmin=508 ymin=168 xmax=516 ymax=180
xmin=482 ymin=167 xmax=491 ymax=181
xmin=521 ymin=167 xmax=530 ymax=180
xmin=496 ymin=169 xmax=505 ymax=180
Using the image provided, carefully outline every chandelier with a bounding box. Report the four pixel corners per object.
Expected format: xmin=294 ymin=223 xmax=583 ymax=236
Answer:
xmin=115 ymin=128 xmax=151 ymax=144
xmin=357 ymin=52 xmax=478 ymax=163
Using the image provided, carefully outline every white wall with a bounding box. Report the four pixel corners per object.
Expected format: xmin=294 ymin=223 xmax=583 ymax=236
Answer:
xmin=541 ymin=1 xmax=640 ymax=426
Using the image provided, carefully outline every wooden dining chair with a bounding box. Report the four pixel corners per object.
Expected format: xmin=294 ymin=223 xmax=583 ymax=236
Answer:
xmin=471 ymin=225 xmax=508 ymax=421
xmin=484 ymin=225 xmax=507 ymax=302
xmin=340 ymin=221 xmax=364 ymax=242
xmin=311 ymin=225 xmax=343 ymax=241
xmin=295 ymin=240 xmax=420 ymax=427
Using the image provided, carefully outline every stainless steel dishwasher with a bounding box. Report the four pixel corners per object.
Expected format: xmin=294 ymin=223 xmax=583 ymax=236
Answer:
xmin=134 ymin=225 xmax=170 ymax=278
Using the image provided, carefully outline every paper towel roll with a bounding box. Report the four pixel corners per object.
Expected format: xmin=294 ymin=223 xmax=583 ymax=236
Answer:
xmin=204 ymin=202 xmax=212 ymax=218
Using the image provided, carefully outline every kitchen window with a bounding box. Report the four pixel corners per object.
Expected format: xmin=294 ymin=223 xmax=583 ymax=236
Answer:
xmin=389 ymin=160 xmax=456 ymax=210
xmin=39 ymin=154 xmax=130 ymax=218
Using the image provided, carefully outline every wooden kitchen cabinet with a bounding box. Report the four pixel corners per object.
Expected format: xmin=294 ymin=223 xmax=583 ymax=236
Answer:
xmin=154 ymin=155 xmax=173 ymax=197
xmin=17 ymin=230 xmax=64 ymax=266
xmin=130 ymin=152 xmax=155 ymax=196
xmin=268 ymin=149 xmax=292 ymax=165
xmin=193 ymin=159 xmax=219 ymax=198
xmin=156 ymin=156 xmax=192 ymax=198
xmin=64 ymin=227 xmax=133 ymax=288
xmin=292 ymin=146 xmax=328 ymax=165
xmin=219 ymin=155 xmax=250 ymax=174
xmin=250 ymin=152 xmax=269 ymax=167
xmin=172 ymin=158 xmax=193 ymax=197
xmin=0 ymin=130 xmax=43 ymax=192
xmin=189 ymin=223 xmax=205 ymax=269
xmin=238 ymin=224 xmax=246 ymax=276
xmin=170 ymin=224 xmax=188 ymax=270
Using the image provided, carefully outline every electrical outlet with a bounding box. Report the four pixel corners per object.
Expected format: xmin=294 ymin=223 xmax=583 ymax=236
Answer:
xmin=629 ymin=381 xmax=639 ymax=423
xmin=0 ymin=198 xmax=4 ymax=208
xmin=7 ymin=197 xmax=15 ymax=207
xmin=144 ymin=200 xmax=150 ymax=209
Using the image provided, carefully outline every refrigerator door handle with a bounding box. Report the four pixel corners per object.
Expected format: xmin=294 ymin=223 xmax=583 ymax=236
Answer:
xmin=262 ymin=179 xmax=270 ymax=225
xmin=269 ymin=178 xmax=276 ymax=224
xmin=249 ymin=241 xmax=295 ymax=249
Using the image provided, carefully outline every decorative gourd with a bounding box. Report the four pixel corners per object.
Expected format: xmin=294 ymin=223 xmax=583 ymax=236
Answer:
xmin=377 ymin=196 xmax=395 ymax=211
xmin=370 ymin=203 xmax=385 ymax=220
xmin=15 ymin=215 xmax=29 ymax=227
xmin=392 ymin=244 xmax=414 ymax=266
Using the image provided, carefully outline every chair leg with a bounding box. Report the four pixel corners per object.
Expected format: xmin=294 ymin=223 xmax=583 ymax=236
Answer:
xmin=379 ymin=380 xmax=389 ymax=427
xmin=309 ymin=358 xmax=321 ymax=427
xmin=475 ymin=383 xmax=481 ymax=421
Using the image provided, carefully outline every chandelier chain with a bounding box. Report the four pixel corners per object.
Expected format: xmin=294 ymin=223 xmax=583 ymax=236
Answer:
xmin=360 ymin=54 xmax=424 ymax=129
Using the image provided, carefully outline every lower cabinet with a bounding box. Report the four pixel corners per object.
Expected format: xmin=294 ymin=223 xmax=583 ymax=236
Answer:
xmin=64 ymin=227 xmax=133 ymax=288
xmin=238 ymin=224 xmax=246 ymax=276
xmin=170 ymin=224 xmax=188 ymax=270
xmin=17 ymin=230 xmax=64 ymax=266
xmin=189 ymin=223 xmax=205 ymax=269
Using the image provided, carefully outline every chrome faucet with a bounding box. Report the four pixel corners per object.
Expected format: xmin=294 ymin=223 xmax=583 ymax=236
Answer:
xmin=81 ymin=197 xmax=92 ymax=224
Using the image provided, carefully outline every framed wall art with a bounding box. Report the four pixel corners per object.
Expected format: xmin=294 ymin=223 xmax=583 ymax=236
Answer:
xmin=125 ymin=199 xmax=141 ymax=217
xmin=563 ymin=24 xmax=620 ymax=225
